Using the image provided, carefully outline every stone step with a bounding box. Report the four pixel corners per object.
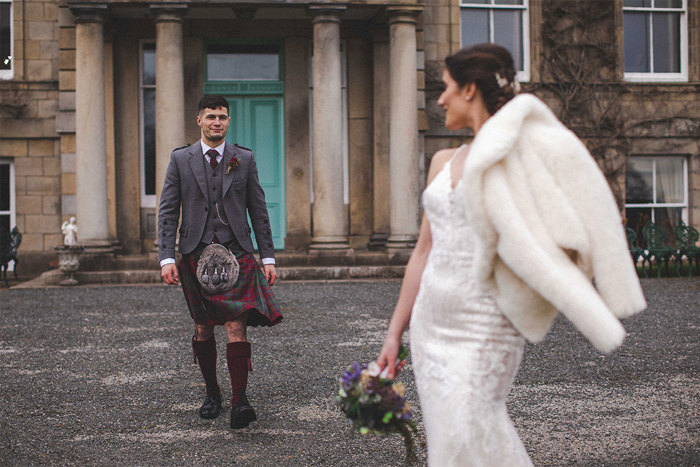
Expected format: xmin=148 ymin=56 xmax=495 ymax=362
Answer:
xmin=73 ymin=250 xmax=411 ymax=271
xmin=15 ymin=264 xmax=406 ymax=288
xmin=277 ymin=265 xmax=405 ymax=281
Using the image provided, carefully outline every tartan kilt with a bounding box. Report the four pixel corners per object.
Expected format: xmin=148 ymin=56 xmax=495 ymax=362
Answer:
xmin=177 ymin=239 xmax=283 ymax=327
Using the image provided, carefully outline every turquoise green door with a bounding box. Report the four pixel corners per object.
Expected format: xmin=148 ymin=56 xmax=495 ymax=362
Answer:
xmin=226 ymin=96 xmax=286 ymax=250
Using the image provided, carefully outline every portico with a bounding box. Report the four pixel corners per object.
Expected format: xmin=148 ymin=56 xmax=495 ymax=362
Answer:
xmin=64 ymin=1 xmax=425 ymax=258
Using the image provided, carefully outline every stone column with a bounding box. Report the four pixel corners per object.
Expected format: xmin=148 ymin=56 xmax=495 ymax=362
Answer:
xmin=368 ymin=31 xmax=390 ymax=250
xmin=386 ymin=7 xmax=421 ymax=252
xmin=308 ymin=5 xmax=350 ymax=251
xmin=151 ymin=4 xmax=187 ymax=227
xmin=71 ymin=4 xmax=110 ymax=245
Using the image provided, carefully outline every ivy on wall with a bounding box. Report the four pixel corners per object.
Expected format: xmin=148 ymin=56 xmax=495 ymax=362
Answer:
xmin=536 ymin=0 xmax=699 ymax=208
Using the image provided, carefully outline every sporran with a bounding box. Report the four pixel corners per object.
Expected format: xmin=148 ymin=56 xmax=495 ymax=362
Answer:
xmin=196 ymin=243 xmax=240 ymax=294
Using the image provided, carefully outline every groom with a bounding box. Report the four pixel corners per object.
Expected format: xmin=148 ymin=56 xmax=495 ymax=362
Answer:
xmin=158 ymin=94 xmax=282 ymax=429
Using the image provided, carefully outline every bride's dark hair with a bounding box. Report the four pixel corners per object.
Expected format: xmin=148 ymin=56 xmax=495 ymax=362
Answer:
xmin=444 ymin=43 xmax=517 ymax=115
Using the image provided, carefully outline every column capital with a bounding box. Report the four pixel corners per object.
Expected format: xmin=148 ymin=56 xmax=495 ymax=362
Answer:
xmin=386 ymin=6 xmax=422 ymax=25
xmin=68 ymin=3 xmax=108 ymax=24
xmin=308 ymin=4 xmax=347 ymax=24
xmin=150 ymin=3 xmax=188 ymax=23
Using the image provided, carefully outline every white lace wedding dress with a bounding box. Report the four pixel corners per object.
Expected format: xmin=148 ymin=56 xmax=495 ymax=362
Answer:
xmin=410 ymin=147 xmax=533 ymax=466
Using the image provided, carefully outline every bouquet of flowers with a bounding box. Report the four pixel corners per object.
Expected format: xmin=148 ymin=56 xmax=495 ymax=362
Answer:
xmin=337 ymin=346 xmax=420 ymax=464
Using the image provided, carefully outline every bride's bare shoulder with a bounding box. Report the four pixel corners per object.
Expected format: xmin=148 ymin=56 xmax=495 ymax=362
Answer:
xmin=433 ymin=147 xmax=459 ymax=162
xmin=427 ymin=147 xmax=459 ymax=178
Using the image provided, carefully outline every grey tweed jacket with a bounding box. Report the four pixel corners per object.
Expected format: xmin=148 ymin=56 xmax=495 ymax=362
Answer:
xmin=157 ymin=141 xmax=275 ymax=261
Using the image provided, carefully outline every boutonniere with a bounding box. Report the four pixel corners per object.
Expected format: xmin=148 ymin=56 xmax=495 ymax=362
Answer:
xmin=225 ymin=156 xmax=240 ymax=175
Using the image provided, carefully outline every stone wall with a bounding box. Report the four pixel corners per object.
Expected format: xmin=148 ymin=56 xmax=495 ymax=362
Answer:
xmin=2 ymin=0 xmax=697 ymax=274
xmin=0 ymin=0 xmax=61 ymax=272
xmin=420 ymin=0 xmax=700 ymax=235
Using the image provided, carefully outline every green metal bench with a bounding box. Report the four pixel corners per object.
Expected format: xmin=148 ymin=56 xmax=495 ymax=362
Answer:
xmin=642 ymin=222 xmax=675 ymax=277
xmin=673 ymin=221 xmax=700 ymax=277
xmin=0 ymin=227 xmax=22 ymax=287
xmin=625 ymin=227 xmax=646 ymax=277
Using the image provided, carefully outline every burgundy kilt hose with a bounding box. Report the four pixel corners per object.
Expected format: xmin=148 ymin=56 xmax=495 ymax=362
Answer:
xmin=178 ymin=239 xmax=283 ymax=327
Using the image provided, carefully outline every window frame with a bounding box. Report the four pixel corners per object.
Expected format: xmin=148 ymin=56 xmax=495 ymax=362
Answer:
xmin=623 ymin=0 xmax=688 ymax=82
xmin=0 ymin=0 xmax=13 ymax=80
xmin=0 ymin=158 xmax=16 ymax=271
xmin=459 ymin=0 xmax=530 ymax=82
xmin=625 ymin=155 xmax=688 ymax=228
xmin=139 ymin=40 xmax=156 ymax=209
xmin=202 ymin=39 xmax=285 ymax=95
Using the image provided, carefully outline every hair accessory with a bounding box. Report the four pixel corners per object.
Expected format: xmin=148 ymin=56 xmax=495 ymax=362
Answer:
xmin=495 ymin=73 xmax=508 ymax=89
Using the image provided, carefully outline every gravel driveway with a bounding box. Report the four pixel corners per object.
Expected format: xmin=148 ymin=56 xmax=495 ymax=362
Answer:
xmin=0 ymin=278 xmax=698 ymax=465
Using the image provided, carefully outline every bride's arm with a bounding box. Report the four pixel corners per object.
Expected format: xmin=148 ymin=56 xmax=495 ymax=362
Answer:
xmin=376 ymin=213 xmax=432 ymax=378
xmin=376 ymin=148 xmax=456 ymax=378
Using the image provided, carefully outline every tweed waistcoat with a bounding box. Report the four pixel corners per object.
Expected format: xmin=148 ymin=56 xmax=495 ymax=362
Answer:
xmin=201 ymin=158 xmax=234 ymax=245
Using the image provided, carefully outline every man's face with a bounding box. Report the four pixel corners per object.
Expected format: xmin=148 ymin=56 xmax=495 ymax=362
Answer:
xmin=197 ymin=106 xmax=230 ymax=144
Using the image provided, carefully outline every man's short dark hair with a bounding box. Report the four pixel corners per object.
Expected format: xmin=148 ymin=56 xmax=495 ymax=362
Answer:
xmin=198 ymin=95 xmax=229 ymax=113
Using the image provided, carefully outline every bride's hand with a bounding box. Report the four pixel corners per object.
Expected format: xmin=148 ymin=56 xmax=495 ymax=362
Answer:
xmin=376 ymin=335 xmax=406 ymax=379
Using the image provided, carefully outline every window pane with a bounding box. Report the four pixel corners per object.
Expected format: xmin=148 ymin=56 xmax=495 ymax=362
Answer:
xmin=0 ymin=3 xmax=10 ymax=71
xmin=495 ymin=0 xmax=524 ymax=4
xmin=652 ymin=13 xmax=680 ymax=73
xmin=143 ymin=88 xmax=156 ymax=196
xmin=462 ymin=0 xmax=490 ymax=4
xmin=654 ymin=0 xmax=682 ymax=8
xmin=461 ymin=9 xmax=489 ymax=47
xmin=624 ymin=13 xmax=650 ymax=72
xmin=624 ymin=0 xmax=652 ymax=6
xmin=142 ymin=43 xmax=155 ymax=85
xmin=0 ymin=215 xmax=9 ymax=236
xmin=494 ymin=10 xmax=523 ymax=71
xmin=626 ymin=158 xmax=653 ymax=203
xmin=655 ymin=158 xmax=684 ymax=203
xmin=0 ymin=164 xmax=9 ymax=211
xmin=207 ymin=44 xmax=280 ymax=81
xmin=654 ymin=207 xmax=682 ymax=232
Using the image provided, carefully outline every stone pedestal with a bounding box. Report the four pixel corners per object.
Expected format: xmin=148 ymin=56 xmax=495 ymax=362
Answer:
xmin=308 ymin=5 xmax=351 ymax=251
xmin=55 ymin=245 xmax=84 ymax=286
xmin=386 ymin=7 xmax=421 ymax=252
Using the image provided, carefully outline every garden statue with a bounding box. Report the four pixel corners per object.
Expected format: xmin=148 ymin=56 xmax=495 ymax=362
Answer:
xmin=61 ymin=217 xmax=78 ymax=246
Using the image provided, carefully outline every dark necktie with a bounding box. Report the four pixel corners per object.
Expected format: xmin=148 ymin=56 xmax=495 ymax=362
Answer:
xmin=206 ymin=149 xmax=219 ymax=169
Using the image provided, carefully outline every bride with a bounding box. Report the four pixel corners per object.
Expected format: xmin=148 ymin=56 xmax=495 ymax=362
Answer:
xmin=376 ymin=43 xmax=646 ymax=466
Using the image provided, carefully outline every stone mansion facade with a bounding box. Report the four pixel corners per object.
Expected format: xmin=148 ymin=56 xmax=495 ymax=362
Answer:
xmin=0 ymin=0 xmax=698 ymax=273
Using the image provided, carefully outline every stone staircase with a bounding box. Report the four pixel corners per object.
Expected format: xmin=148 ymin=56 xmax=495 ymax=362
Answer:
xmin=16 ymin=249 xmax=409 ymax=287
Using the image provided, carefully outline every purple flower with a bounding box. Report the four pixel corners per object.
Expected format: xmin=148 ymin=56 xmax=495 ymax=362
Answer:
xmin=340 ymin=362 xmax=365 ymax=390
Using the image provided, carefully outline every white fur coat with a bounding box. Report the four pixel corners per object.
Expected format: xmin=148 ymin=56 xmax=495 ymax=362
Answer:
xmin=459 ymin=93 xmax=646 ymax=353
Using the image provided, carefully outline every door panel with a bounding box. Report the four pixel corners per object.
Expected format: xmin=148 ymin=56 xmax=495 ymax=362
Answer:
xmin=226 ymin=96 xmax=285 ymax=250
xmin=249 ymin=99 xmax=282 ymax=187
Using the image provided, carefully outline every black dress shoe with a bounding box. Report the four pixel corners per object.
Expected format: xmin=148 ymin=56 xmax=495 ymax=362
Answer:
xmin=230 ymin=392 xmax=257 ymax=429
xmin=199 ymin=393 xmax=222 ymax=419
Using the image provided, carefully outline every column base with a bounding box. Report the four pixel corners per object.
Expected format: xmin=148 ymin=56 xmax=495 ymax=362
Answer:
xmin=309 ymin=236 xmax=352 ymax=251
xmin=386 ymin=234 xmax=414 ymax=264
xmin=309 ymin=235 xmax=354 ymax=266
xmin=385 ymin=234 xmax=416 ymax=252
xmin=367 ymin=233 xmax=389 ymax=251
